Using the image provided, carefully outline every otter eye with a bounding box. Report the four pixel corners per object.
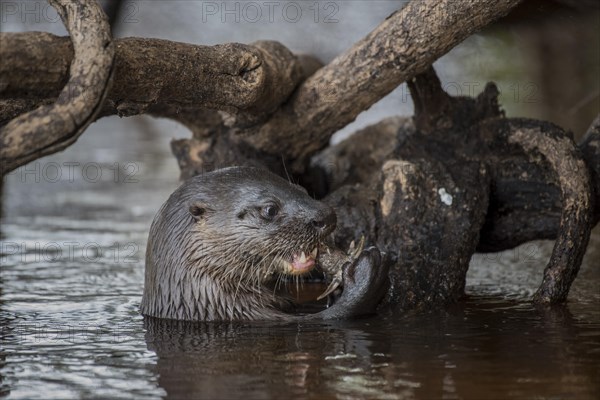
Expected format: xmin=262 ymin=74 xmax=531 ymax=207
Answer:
xmin=261 ymin=204 xmax=279 ymax=220
xmin=189 ymin=203 xmax=206 ymax=220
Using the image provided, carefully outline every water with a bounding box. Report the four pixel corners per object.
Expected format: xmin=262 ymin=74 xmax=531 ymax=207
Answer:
xmin=1 ymin=115 xmax=599 ymax=400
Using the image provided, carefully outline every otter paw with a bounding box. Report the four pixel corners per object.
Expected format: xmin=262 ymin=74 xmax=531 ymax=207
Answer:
xmin=321 ymin=247 xmax=390 ymax=319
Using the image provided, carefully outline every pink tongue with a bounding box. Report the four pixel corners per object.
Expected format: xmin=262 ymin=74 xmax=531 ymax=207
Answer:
xmin=291 ymin=255 xmax=315 ymax=272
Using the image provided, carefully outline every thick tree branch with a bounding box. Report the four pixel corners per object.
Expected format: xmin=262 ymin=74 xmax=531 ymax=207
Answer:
xmin=0 ymin=0 xmax=114 ymax=175
xmin=1 ymin=0 xmax=523 ymax=177
xmin=243 ymin=0 xmax=523 ymax=170
xmin=0 ymin=33 xmax=313 ymax=128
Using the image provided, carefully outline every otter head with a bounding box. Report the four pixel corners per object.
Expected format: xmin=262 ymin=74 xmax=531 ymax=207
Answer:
xmin=184 ymin=167 xmax=336 ymax=281
xmin=146 ymin=166 xmax=336 ymax=294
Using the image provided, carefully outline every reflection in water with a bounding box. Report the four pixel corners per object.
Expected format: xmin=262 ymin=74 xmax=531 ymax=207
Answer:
xmin=142 ymin=299 xmax=600 ymax=400
xmin=0 ymin=116 xmax=599 ymax=399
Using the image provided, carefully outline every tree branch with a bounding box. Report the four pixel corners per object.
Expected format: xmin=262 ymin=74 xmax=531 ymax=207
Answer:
xmin=243 ymin=0 xmax=523 ymax=170
xmin=0 ymin=0 xmax=114 ymax=175
xmin=1 ymin=0 xmax=523 ymax=177
xmin=0 ymin=33 xmax=314 ymax=127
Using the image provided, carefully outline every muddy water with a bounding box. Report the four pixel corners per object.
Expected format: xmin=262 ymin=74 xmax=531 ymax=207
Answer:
xmin=1 ymin=116 xmax=598 ymax=400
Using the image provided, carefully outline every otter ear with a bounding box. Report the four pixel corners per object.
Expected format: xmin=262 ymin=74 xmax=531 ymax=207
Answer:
xmin=188 ymin=201 xmax=207 ymax=221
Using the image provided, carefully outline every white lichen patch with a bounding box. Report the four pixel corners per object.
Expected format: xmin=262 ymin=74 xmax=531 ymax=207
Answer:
xmin=438 ymin=188 xmax=453 ymax=206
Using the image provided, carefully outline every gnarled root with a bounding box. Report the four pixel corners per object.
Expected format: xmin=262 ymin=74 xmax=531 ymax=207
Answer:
xmin=310 ymin=67 xmax=599 ymax=310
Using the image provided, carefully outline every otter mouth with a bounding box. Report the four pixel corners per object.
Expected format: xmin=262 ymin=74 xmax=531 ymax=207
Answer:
xmin=280 ymin=247 xmax=319 ymax=276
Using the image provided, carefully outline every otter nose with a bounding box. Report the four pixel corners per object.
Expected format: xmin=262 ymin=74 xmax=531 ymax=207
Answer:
xmin=311 ymin=208 xmax=337 ymax=235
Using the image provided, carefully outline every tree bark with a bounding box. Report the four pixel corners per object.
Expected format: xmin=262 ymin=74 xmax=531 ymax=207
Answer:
xmin=0 ymin=32 xmax=316 ymax=174
xmin=242 ymin=0 xmax=523 ymax=171
xmin=1 ymin=0 xmax=523 ymax=176
xmin=0 ymin=0 xmax=114 ymax=175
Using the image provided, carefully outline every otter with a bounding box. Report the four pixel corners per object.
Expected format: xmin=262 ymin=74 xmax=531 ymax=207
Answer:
xmin=140 ymin=166 xmax=388 ymax=321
